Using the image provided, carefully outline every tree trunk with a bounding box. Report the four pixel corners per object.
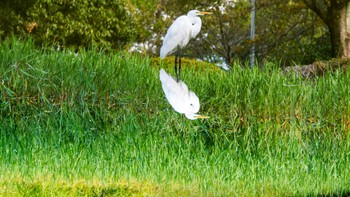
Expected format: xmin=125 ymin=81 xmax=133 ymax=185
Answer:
xmin=328 ymin=1 xmax=350 ymax=57
xmin=303 ymin=0 xmax=350 ymax=58
xmin=343 ymin=1 xmax=350 ymax=57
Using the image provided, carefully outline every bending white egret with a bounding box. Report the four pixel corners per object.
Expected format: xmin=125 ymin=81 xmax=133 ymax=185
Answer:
xmin=160 ymin=69 xmax=209 ymax=120
xmin=160 ymin=10 xmax=212 ymax=81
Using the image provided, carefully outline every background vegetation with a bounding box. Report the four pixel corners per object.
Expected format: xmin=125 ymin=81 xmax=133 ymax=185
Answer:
xmin=1 ymin=38 xmax=349 ymax=196
xmin=0 ymin=0 xmax=331 ymax=65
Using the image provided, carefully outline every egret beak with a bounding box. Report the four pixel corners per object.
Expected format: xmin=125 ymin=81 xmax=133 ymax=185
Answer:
xmin=194 ymin=115 xmax=210 ymax=119
xmin=199 ymin=11 xmax=213 ymax=15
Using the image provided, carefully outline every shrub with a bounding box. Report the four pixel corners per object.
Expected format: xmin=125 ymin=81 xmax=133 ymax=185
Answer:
xmin=0 ymin=0 xmax=37 ymax=38
xmin=0 ymin=0 xmax=137 ymax=50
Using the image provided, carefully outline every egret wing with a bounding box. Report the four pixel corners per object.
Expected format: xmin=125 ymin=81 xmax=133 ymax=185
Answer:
xmin=160 ymin=16 xmax=192 ymax=58
xmin=160 ymin=69 xmax=190 ymax=113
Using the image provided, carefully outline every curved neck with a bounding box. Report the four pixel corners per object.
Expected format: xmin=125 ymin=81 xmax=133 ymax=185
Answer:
xmin=190 ymin=17 xmax=202 ymax=38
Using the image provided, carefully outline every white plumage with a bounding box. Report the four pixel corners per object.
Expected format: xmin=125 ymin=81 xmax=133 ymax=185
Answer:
xmin=159 ymin=69 xmax=209 ymax=120
xmin=159 ymin=10 xmax=212 ymax=81
xmin=160 ymin=10 xmax=211 ymax=59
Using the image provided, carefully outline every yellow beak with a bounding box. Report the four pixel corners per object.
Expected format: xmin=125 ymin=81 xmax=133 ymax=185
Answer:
xmin=195 ymin=115 xmax=210 ymax=119
xmin=199 ymin=11 xmax=213 ymax=15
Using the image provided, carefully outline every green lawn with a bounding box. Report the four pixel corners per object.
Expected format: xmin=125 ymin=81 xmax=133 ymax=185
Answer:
xmin=1 ymin=38 xmax=350 ymax=196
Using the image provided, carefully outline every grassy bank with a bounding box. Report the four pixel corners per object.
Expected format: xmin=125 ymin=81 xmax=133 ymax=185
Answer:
xmin=1 ymin=38 xmax=350 ymax=196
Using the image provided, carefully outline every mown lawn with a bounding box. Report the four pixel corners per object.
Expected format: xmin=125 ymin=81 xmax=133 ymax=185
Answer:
xmin=1 ymin=38 xmax=350 ymax=196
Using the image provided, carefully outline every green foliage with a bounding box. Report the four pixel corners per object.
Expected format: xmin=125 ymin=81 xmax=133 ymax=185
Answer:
xmin=302 ymin=30 xmax=332 ymax=62
xmin=0 ymin=0 xmax=37 ymax=38
xmin=0 ymin=0 xmax=333 ymax=65
xmin=132 ymin=0 xmax=331 ymax=66
xmin=254 ymin=0 xmax=331 ymax=65
xmin=129 ymin=0 xmax=159 ymax=41
xmin=195 ymin=1 xmax=252 ymax=64
xmin=27 ymin=0 xmax=136 ymax=49
xmin=1 ymin=38 xmax=350 ymax=196
xmin=0 ymin=0 xmax=137 ymax=49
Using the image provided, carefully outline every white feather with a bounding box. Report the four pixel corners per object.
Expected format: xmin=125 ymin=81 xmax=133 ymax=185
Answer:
xmin=160 ymin=69 xmax=207 ymax=120
xmin=160 ymin=10 xmax=205 ymax=59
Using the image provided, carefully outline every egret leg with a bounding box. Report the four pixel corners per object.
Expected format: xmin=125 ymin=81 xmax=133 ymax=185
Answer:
xmin=178 ymin=56 xmax=182 ymax=81
xmin=176 ymin=49 xmax=182 ymax=82
xmin=175 ymin=55 xmax=179 ymax=82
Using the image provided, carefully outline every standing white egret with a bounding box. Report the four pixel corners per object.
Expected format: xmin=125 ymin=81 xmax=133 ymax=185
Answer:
xmin=160 ymin=10 xmax=212 ymax=81
xmin=160 ymin=69 xmax=209 ymax=120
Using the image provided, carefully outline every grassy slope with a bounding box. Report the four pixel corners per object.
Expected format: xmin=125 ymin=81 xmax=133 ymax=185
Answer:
xmin=1 ymin=38 xmax=350 ymax=196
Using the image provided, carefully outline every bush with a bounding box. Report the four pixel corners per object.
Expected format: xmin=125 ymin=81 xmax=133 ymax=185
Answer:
xmin=0 ymin=0 xmax=137 ymax=50
xmin=0 ymin=0 xmax=37 ymax=38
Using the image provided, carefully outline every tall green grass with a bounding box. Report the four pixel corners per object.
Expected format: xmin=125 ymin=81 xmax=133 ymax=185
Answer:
xmin=1 ymin=38 xmax=350 ymax=196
